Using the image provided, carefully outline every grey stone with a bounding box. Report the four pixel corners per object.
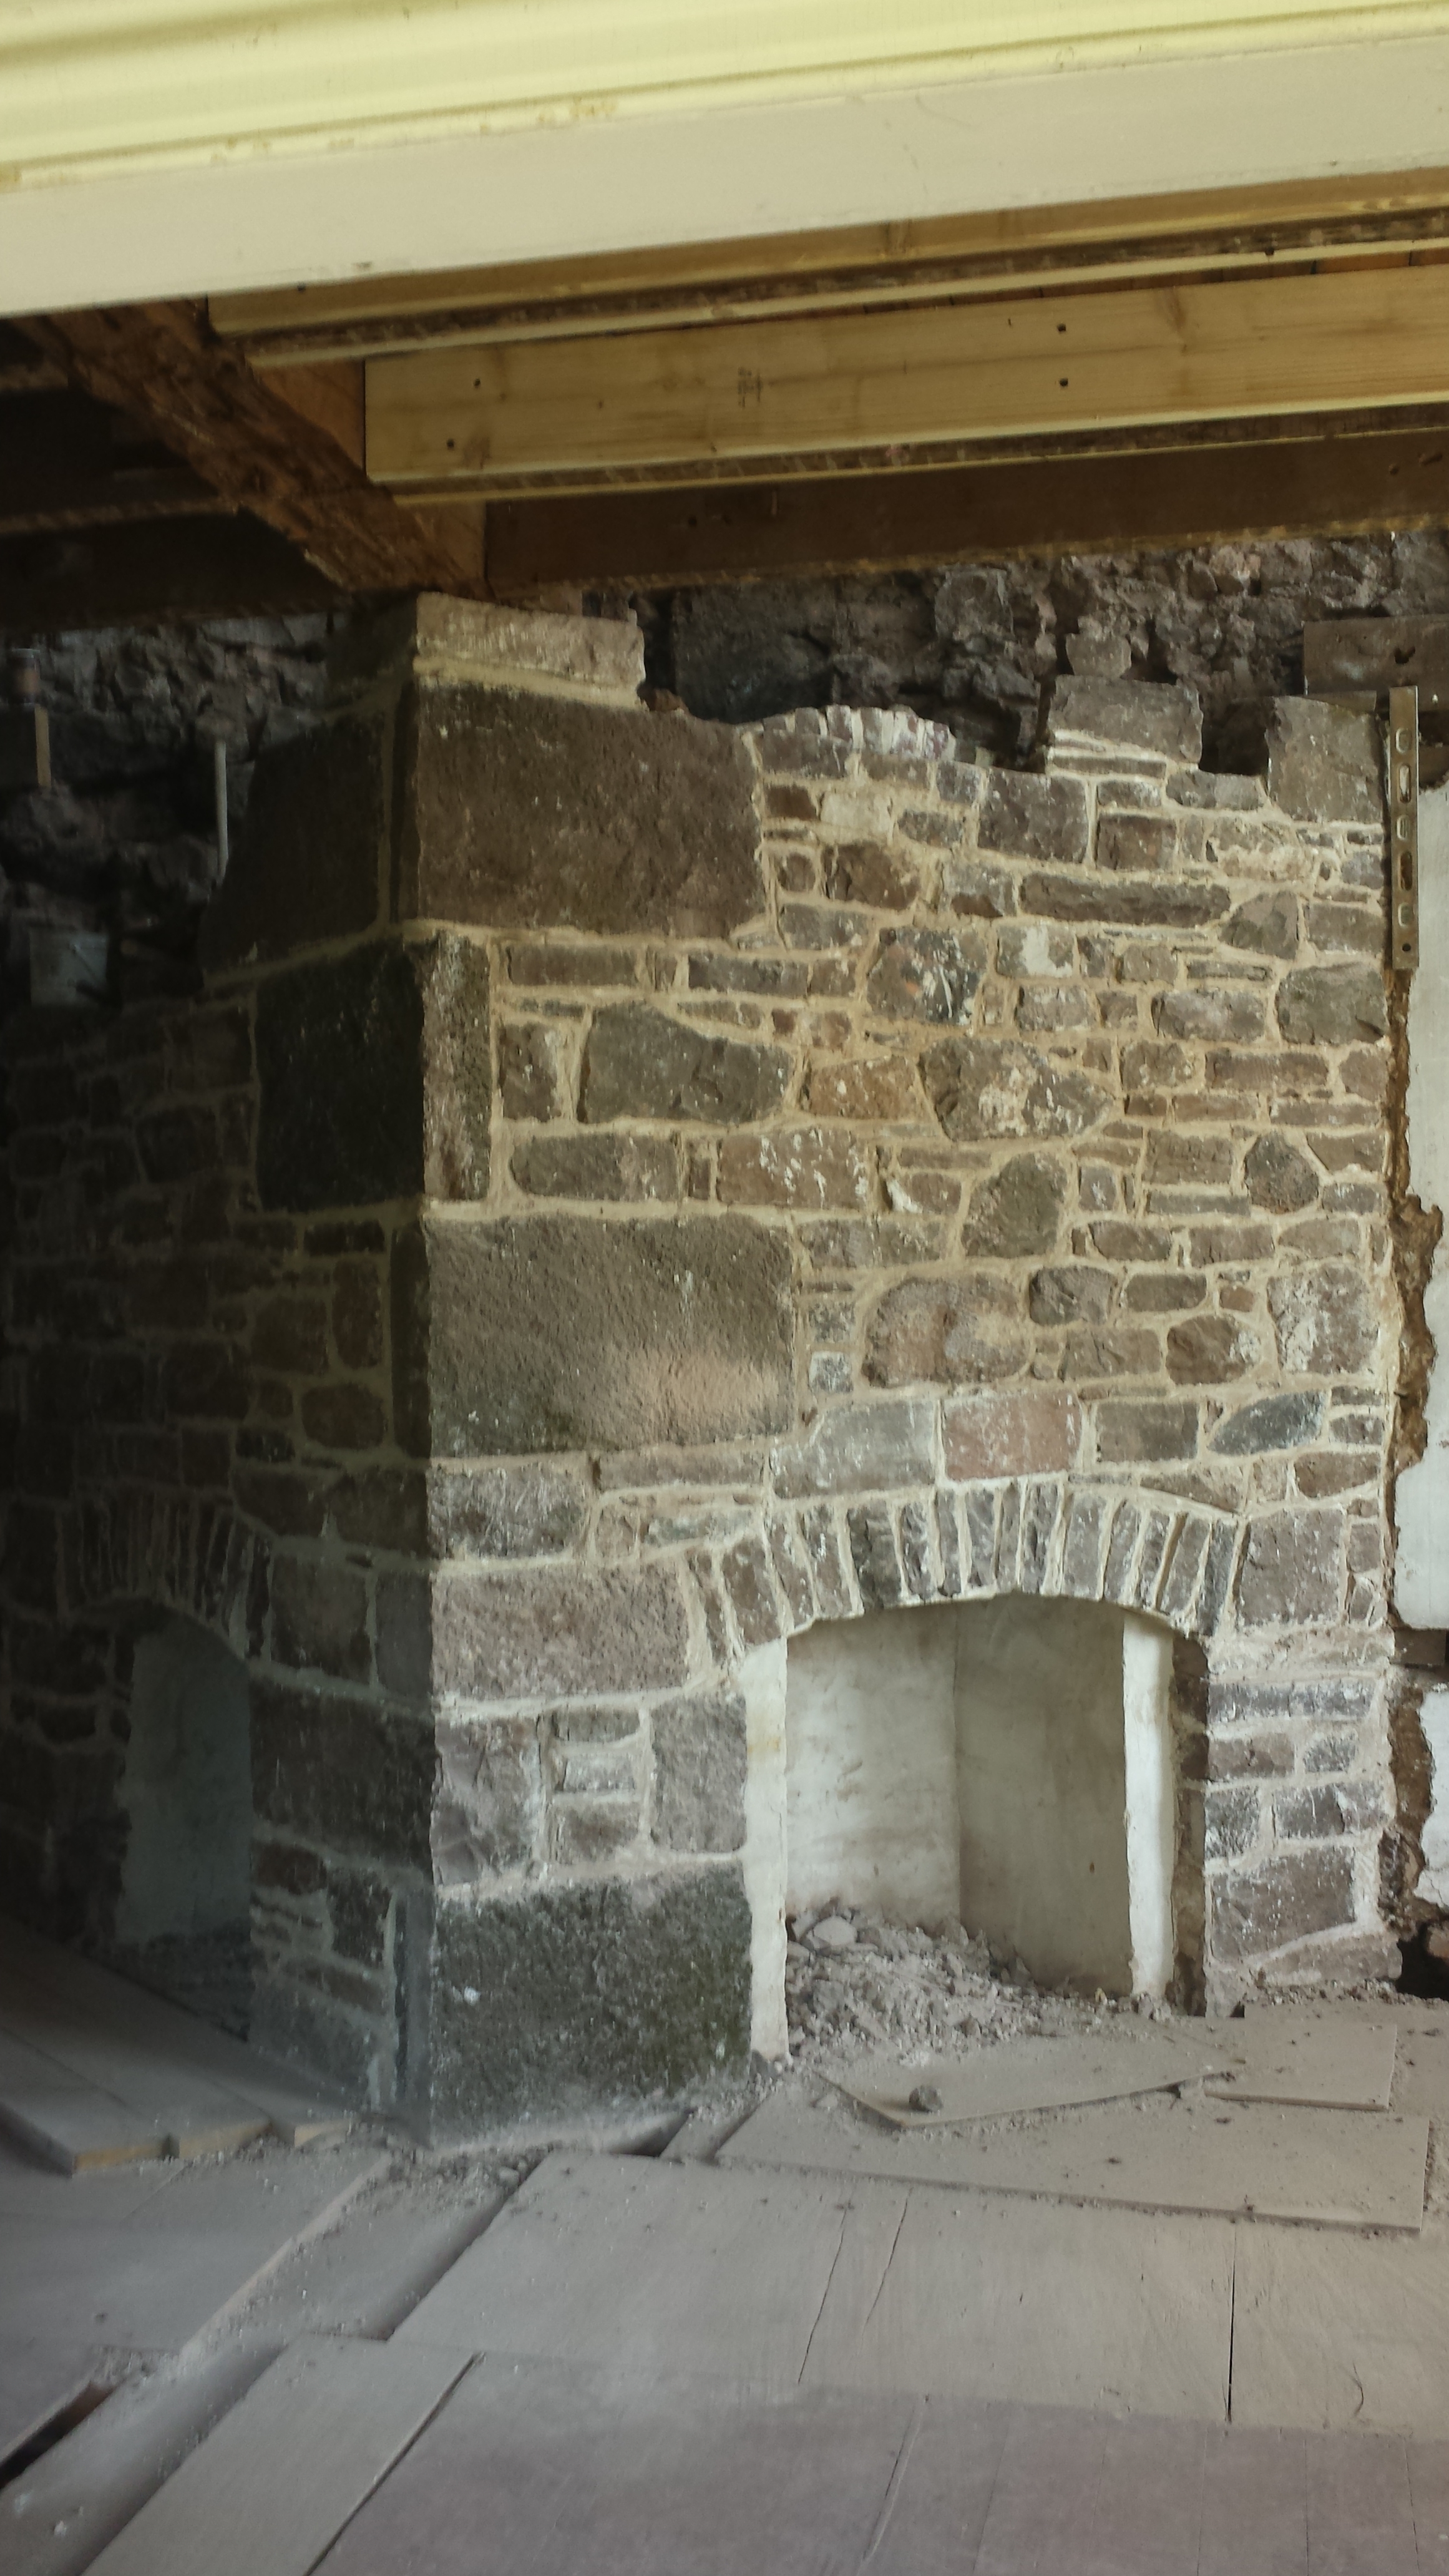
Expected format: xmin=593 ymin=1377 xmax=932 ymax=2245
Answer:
xmin=977 ymin=770 xmax=1090 ymax=864
xmin=1276 ymin=965 xmax=1388 ymax=1046
xmin=417 ymin=935 xmax=492 ymax=1201
xmin=1236 ymin=1513 xmax=1344 ymax=1625
xmin=1211 ymin=1392 xmax=1325 ymax=1455
xmin=581 ymin=1005 xmax=789 ymax=1126
xmin=1095 ymin=1400 xmax=1198 ymax=1462
xmin=498 ymin=1021 xmax=568 ymax=1121
xmin=1204 ymin=1785 xmax=1260 ymax=1863
xmin=924 ymin=1037 xmax=1112 ymax=1142
xmin=1028 ymin=1266 xmax=1111 ymax=1325
xmin=1060 ymin=1491 xmax=1108 ymax=1595
xmin=652 ymin=1693 xmax=748 ymax=1853
xmin=432 ymin=1564 xmax=691 ymax=1698
xmin=1274 ymin=1783 xmax=1357 ymax=1840
xmin=960 ymin=1153 xmax=1069 ymax=1257
xmin=865 ymin=1281 xmax=1027 ymax=1387
xmin=1154 ymin=990 xmax=1265 ymax=1043
xmin=1244 ymin=1134 xmax=1319 ymax=1213
xmin=900 ymin=1500 xmax=935 ymax=1600
xmin=1211 ymin=1847 xmax=1356 ymax=1963
xmin=394 ymin=1214 xmax=794 ymax=1456
xmin=721 ymin=1534 xmax=784 ymax=1647
xmin=773 ymin=1399 xmax=935 ymax=1498
xmin=433 ymin=1717 xmax=541 ymax=1881
xmin=864 ymin=927 xmax=979 ymax=1023
xmin=1225 ymin=892 xmax=1299 ymax=959
xmin=256 ymin=942 xmax=426 ymax=1210
xmin=511 ymin=1133 xmax=680 ymax=1201
xmin=399 ymin=683 xmax=765 ymax=937
xmin=847 ymin=1501 xmax=906 ymax=1609
xmin=1267 ymin=1267 xmax=1380 ymax=1375
xmin=426 ymin=1462 xmax=590 ymax=1559
xmin=270 ymin=1557 xmax=371 ymax=1684
xmin=430 ymin=1865 xmax=752 ymax=2124
xmin=1267 ymin=698 xmax=1383 ymax=824
xmin=1020 ymin=872 xmax=1230 ymax=929
xmin=1047 ymin=678 xmax=1203 ymax=764
xmin=198 ymin=713 xmax=385 ymax=970
xmin=1208 ymin=1732 xmax=1295 ymax=1780
xmin=1166 ymin=1316 xmax=1256 ymax=1385
xmin=251 ymin=1680 xmax=434 ymax=1867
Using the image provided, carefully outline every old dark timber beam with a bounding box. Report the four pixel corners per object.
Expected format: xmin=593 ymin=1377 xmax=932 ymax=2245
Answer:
xmin=484 ymin=423 xmax=1449 ymax=593
xmin=0 ymin=511 xmax=340 ymax=635
xmin=21 ymin=301 xmax=485 ymax=597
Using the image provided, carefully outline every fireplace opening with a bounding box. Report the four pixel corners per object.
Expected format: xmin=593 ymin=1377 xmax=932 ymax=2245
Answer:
xmin=783 ymin=1598 xmax=1177 ymax=1998
xmin=110 ymin=1616 xmax=255 ymax=2037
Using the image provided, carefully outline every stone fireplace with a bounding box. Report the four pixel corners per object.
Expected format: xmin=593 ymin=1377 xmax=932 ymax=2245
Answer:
xmin=0 ymin=593 xmax=1409 ymax=2129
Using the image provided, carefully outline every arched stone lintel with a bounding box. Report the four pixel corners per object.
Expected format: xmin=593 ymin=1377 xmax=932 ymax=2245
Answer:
xmin=66 ymin=1488 xmax=265 ymax=1663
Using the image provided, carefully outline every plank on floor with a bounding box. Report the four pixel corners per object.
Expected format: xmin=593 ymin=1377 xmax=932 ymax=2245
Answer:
xmin=0 ymin=2338 xmax=103 ymax=2464
xmin=314 ymin=2352 xmax=917 ymax=2576
xmin=829 ymin=2025 xmax=1232 ymax=2128
xmin=84 ymin=2338 xmax=463 ymax=2576
xmin=1232 ymin=2222 xmax=1449 ymax=2437
xmin=721 ymin=2085 xmax=1428 ymax=2231
xmin=1213 ymin=2009 xmax=1397 ymax=2112
xmin=395 ymin=2150 xmax=902 ymax=2385
xmin=802 ymin=2185 xmax=1234 ymax=2423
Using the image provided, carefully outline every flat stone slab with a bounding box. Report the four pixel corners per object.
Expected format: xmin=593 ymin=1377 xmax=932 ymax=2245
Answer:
xmin=721 ymin=2086 xmax=1429 ymax=2231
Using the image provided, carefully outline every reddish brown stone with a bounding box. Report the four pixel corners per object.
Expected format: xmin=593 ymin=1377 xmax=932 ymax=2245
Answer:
xmin=942 ymin=1388 xmax=1083 ymax=1480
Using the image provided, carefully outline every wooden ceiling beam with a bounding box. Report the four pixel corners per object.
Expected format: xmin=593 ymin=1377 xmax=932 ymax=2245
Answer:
xmin=0 ymin=388 xmax=226 ymax=537
xmin=21 ymin=301 xmax=485 ymax=597
xmin=366 ymin=260 xmax=1449 ymax=499
xmin=0 ymin=510 xmax=340 ymax=636
xmin=482 ymin=422 xmax=1449 ymax=593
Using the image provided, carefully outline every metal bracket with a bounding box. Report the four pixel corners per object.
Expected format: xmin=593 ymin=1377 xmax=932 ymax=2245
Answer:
xmin=1388 ymin=685 xmax=1420 ymax=973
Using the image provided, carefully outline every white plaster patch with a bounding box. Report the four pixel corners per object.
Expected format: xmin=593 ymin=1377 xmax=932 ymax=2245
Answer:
xmin=739 ymin=1639 xmax=789 ymax=2063
xmin=1123 ymin=1613 xmax=1176 ymax=1999
xmin=1415 ymin=1685 xmax=1449 ymax=1909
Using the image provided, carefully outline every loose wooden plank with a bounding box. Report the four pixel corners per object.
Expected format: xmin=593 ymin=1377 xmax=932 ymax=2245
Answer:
xmin=396 ymin=2149 xmax=901 ymax=2384
xmin=84 ymin=2338 xmax=463 ymax=2576
xmin=0 ymin=1975 xmax=274 ymax=2165
xmin=1232 ymin=2226 xmax=1449 ymax=2438
xmin=803 ymin=2187 xmax=1234 ymax=2422
xmin=310 ymin=2353 xmax=913 ymax=2576
xmin=369 ymin=263 xmax=1449 ymax=496
xmin=1205 ymin=2010 xmax=1397 ymax=2112
xmin=829 ymin=2026 xmax=1232 ymax=2128
xmin=0 ymin=2339 xmax=101 ymax=2466
xmin=0 ymin=2025 xmax=167 ymax=2175
xmin=721 ymin=2087 xmax=1430 ymax=2231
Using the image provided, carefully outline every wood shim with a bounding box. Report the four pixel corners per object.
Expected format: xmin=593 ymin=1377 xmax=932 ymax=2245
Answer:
xmin=720 ymin=2088 xmax=1429 ymax=2232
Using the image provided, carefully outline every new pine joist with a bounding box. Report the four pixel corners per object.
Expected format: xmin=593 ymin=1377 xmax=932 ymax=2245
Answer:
xmin=481 ymin=424 xmax=1449 ymax=591
xmin=368 ymin=260 xmax=1449 ymax=497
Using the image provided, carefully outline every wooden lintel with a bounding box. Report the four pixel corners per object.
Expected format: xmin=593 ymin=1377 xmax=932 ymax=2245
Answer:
xmin=367 ymin=262 xmax=1449 ymax=499
xmin=21 ymin=303 xmax=485 ymax=598
xmin=0 ymin=511 xmax=341 ymax=636
xmin=482 ymin=425 xmax=1449 ymax=593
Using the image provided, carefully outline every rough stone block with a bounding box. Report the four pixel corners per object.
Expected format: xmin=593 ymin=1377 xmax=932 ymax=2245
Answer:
xmin=1267 ymin=699 xmax=1383 ymax=824
xmin=717 ymin=1126 xmax=872 ymax=1210
xmin=864 ymin=928 xmax=979 ymax=1023
xmin=865 ymin=1280 xmax=1026 ymax=1387
xmin=1093 ymin=1400 xmax=1198 ymax=1462
xmin=432 ymin=1563 xmax=691 ymax=1699
xmin=270 ymin=1556 xmax=371 ymax=1684
xmin=1166 ymin=1315 xmax=1256 ymax=1384
xmin=1236 ymin=1513 xmax=1344 ymax=1625
xmin=499 ymin=1020 xmax=568 ymax=1121
xmin=1276 ymin=965 xmax=1388 ymax=1046
xmin=803 ymin=1055 xmax=921 ymax=1121
xmin=431 ymin=1865 xmax=752 ymax=2122
xmin=1047 ymin=678 xmax=1203 ymax=765
xmin=977 ymin=770 xmax=1090 ymax=863
xmin=1210 ymin=1846 xmax=1357 ymax=1963
xmin=1155 ymin=990 xmax=1266 ymax=1043
xmin=510 ymin=1134 xmax=680 ymax=1201
xmin=1224 ymin=891 xmax=1299 ymax=958
xmin=924 ymin=1038 xmax=1111 ymax=1143
xmin=960 ymin=1154 xmax=1069 ymax=1257
xmin=652 ymin=1693 xmax=747 ymax=1853
xmin=433 ymin=1716 xmax=541 ymax=1882
xmin=581 ymin=1006 xmax=789 ymax=1128
xmin=251 ymin=1679 xmax=434 ymax=1866
xmin=394 ymin=1214 xmax=793 ymax=1456
xmin=943 ymin=1388 xmax=1082 ymax=1480
xmin=1018 ymin=872 xmax=1229 ymax=929
xmin=1205 ymin=1784 xmax=1260 ymax=1863
xmin=1028 ymin=1266 xmax=1111 ymax=1326
xmin=1096 ymin=813 xmax=1176 ymax=872
xmin=773 ymin=1399 xmax=935 ymax=1498
xmin=1211 ymin=1392 xmax=1324 ymax=1455
xmin=199 ymin=713 xmax=386 ymax=970
xmin=1244 ymin=1134 xmax=1318 ymax=1212
xmin=1267 ymin=1267 xmax=1379 ymax=1376
xmin=398 ymin=685 xmax=764 ymax=937
xmin=256 ymin=937 xmax=489 ymax=1211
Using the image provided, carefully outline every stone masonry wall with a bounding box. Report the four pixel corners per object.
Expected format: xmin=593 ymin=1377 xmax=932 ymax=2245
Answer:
xmin=0 ymin=598 xmax=1408 ymax=2132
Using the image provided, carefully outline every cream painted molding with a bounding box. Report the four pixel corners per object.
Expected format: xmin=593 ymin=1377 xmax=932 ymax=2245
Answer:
xmin=5 ymin=26 xmax=1449 ymax=315
xmin=4 ymin=1 xmax=1449 ymax=177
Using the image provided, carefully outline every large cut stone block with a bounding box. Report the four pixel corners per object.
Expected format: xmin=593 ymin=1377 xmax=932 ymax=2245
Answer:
xmin=199 ymin=714 xmax=386 ymax=970
xmin=431 ymin=1865 xmax=752 ymax=2124
xmin=432 ymin=1563 xmax=691 ymax=1698
xmin=256 ymin=936 xmax=489 ymax=1211
xmin=393 ymin=1214 xmax=794 ymax=1456
xmin=397 ymin=685 xmax=764 ymax=936
xmin=251 ymin=1680 xmax=434 ymax=1868
xmin=1210 ymin=1847 xmax=1357 ymax=1963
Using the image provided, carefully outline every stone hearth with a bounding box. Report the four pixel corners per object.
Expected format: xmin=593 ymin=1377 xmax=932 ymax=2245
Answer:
xmin=0 ymin=595 xmax=1406 ymax=2127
